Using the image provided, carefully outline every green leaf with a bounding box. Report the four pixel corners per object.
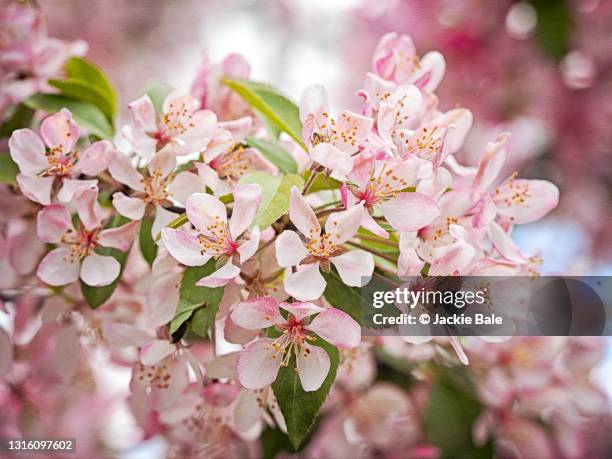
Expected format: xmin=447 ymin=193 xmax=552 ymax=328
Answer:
xmin=0 ymin=103 xmax=34 ymax=137
xmin=169 ymin=299 xmax=203 ymax=336
xmin=81 ymin=216 xmax=131 ymax=308
xmin=245 ymin=136 xmax=297 ymax=174
xmin=139 ymin=217 xmax=158 ymax=266
xmin=321 ymin=267 xmax=363 ymax=324
xmin=143 ymin=81 xmax=173 ymax=112
xmin=24 ymin=94 xmax=114 ymax=139
xmin=49 ymin=78 xmax=115 ymax=121
xmin=179 ymin=260 xmax=224 ymax=305
xmin=424 ymin=366 xmax=492 ymax=458
xmin=302 ymin=170 xmax=342 ymax=193
xmin=223 ymin=79 xmax=304 ymax=148
xmin=64 ymin=57 xmax=118 ymax=118
xmin=531 ymin=0 xmax=572 ymax=61
xmin=0 ymin=154 xmax=19 ymax=185
xmin=272 ymin=339 xmax=338 ymax=449
xmin=240 ymin=172 xmax=303 ymax=229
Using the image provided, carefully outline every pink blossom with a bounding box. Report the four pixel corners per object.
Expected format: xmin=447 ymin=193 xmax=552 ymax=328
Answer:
xmin=161 ymin=184 xmax=262 ymax=287
xmin=231 ymin=297 xmax=360 ymax=391
xmin=122 ymin=88 xmax=217 ymax=160
xmin=36 ymin=186 xmax=138 ymax=286
xmin=275 ymin=187 xmax=374 ymax=300
xmin=8 ymin=109 xmax=112 ymax=205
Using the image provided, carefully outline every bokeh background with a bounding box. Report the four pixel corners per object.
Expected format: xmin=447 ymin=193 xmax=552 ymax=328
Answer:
xmin=9 ymin=0 xmax=612 ymax=456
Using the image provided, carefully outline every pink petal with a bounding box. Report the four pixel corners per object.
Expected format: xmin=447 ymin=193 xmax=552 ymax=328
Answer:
xmin=493 ymin=179 xmax=559 ymax=224
xmin=474 ymin=133 xmax=509 ymax=192
xmin=361 ymin=210 xmax=390 ymax=238
xmin=146 ymin=270 xmax=181 ymax=327
xmin=379 ymin=192 xmax=441 ymax=232
xmin=40 ymin=108 xmax=79 ymax=153
xmin=411 ymin=51 xmax=445 ymax=92
xmin=37 ymin=247 xmax=80 ymax=286
xmin=334 ymin=110 xmax=373 ymax=153
xmin=103 ymin=323 xmax=154 ymax=348
xmin=168 ymin=171 xmax=206 ymax=205
xmin=284 ymin=263 xmax=326 ymax=301
xmin=112 ymin=192 xmax=146 ymax=220
xmin=274 ymin=230 xmax=308 ymax=267
xmin=325 ymin=203 xmax=364 ymax=245
xmin=36 ymin=204 xmax=73 ymax=243
xmin=163 ymin=88 xmax=199 ymax=116
xmin=310 ymin=143 xmax=354 ymax=176
xmin=229 ymin=183 xmax=262 ymax=239
xmin=233 ymin=389 xmax=264 ymax=433
xmin=297 ymin=343 xmax=330 ymax=392
xmin=74 ymin=185 xmax=102 ymax=230
xmin=108 ymin=151 xmax=145 ymax=191
xmin=299 ymin=84 xmax=329 ymax=123
xmin=16 ymin=173 xmax=54 ymax=205
xmin=280 ymin=301 xmax=326 ymax=322
xmin=186 ymin=192 xmax=227 ymax=235
xmin=57 ymin=178 xmax=97 ymax=202
xmin=77 ymin=140 xmax=113 ymax=175
xmin=127 ymin=94 xmax=157 ymax=133
xmin=149 ymin=149 xmax=177 ymax=179
xmin=80 ymin=252 xmax=120 ymax=286
xmin=435 ymin=108 xmax=473 ymax=154
xmin=161 ymin=228 xmax=211 ymax=266
xmin=429 ymin=242 xmax=475 ymax=276
xmin=195 ymin=261 xmax=240 ymax=287
xmin=98 ymin=220 xmax=139 ymax=251
xmin=289 ymin=186 xmax=320 ymax=238
xmin=398 ymin=247 xmax=423 ymax=276
xmin=237 ymin=338 xmax=283 ymax=390
xmin=330 ymin=250 xmax=374 ymax=287
xmin=231 ymin=296 xmax=284 ymax=330
xmin=151 ymin=206 xmax=177 ymax=239
xmin=177 ymin=109 xmax=217 ymax=146
xmin=448 ymin=335 xmax=469 ymax=365
xmin=8 ymin=128 xmax=48 ymax=175
xmin=237 ymin=226 xmax=260 ymax=263
xmin=487 ymin=221 xmax=528 ymax=264
xmin=0 ymin=328 xmax=13 ymax=376
xmin=140 ymin=339 xmax=176 ymax=366
xmin=224 ymin=315 xmax=260 ymax=344
xmin=218 ymin=116 xmax=251 ymax=141
xmin=308 ymin=308 xmax=361 ymax=348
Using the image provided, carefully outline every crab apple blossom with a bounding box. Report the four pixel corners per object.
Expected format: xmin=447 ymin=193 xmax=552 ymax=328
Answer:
xmin=8 ymin=109 xmax=113 ymax=205
xmin=36 ymin=186 xmax=138 ymax=286
xmin=231 ymin=297 xmax=360 ymax=391
xmin=300 ymin=84 xmax=373 ymax=176
xmin=161 ymin=183 xmax=262 ymax=287
xmin=275 ymin=187 xmax=374 ymax=300
xmin=122 ymin=88 xmax=217 ymax=160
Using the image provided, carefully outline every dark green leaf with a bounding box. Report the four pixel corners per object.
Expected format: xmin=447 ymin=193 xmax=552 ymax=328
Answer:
xmin=139 ymin=217 xmax=158 ymax=266
xmin=24 ymin=94 xmax=114 ymax=139
xmin=223 ymin=79 xmax=304 ymax=148
xmin=81 ymin=216 xmax=131 ymax=308
xmin=0 ymin=154 xmax=19 ymax=185
xmin=245 ymin=136 xmax=297 ymax=174
xmin=65 ymin=57 xmax=118 ymax=118
xmin=531 ymin=0 xmax=572 ymax=61
xmin=321 ymin=267 xmax=363 ymax=324
xmin=179 ymin=260 xmax=223 ymax=305
xmin=272 ymin=338 xmax=338 ymax=449
xmin=0 ymin=103 xmax=34 ymax=137
xmin=169 ymin=299 xmax=203 ymax=336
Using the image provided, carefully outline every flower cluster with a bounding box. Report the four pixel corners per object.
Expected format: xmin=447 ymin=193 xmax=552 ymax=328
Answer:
xmin=0 ymin=5 xmax=608 ymax=457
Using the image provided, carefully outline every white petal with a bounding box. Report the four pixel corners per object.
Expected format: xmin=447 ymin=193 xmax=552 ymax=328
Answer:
xmin=112 ymin=192 xmax=146 ymax=220
xmin=297 ymin=344 xmax=330 ymax=392
xmin=331 ymin=250 xmax=374 ymax=287
xmin=284 ymin=263 xmax=326 ymax=301
xmin=274 ymin=230 xmax=308 ymax=267
xmin=80 ymin=253 xmax=120 ymax=286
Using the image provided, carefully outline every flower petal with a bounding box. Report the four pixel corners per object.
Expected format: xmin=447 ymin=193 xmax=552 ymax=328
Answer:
xmin=289 ymin=186 xmax=320 ymax=238
xmin=108 ymin=151 xmax=145 ymax=191
xmin=40 ymin=108 xmax=79 ymax=153
xmin=299 ymin=84 xmax=329 ymax=123
xmin=196 ymin=261 xmax=240 ymax=287
xmin=487 ymin=221 xmax=528 ymax=264
xmin=149 ymin=149 xmax=177 ymax=179
xmin=231 ymin=296 xmax=284 ymax=330
xmin=74 ymin=185 xmax=103 ymax=230
xmin=146 ymin=270 xmax=181 ymax=327
xmin=80 ymin=252 xmax=120 ymax=286
xmin=37 ymin=247 xmax=80 ymax=286
xmin=237 ymin=338 xmax=283 ymax=390
xmin=474 ymin=133 xmax=509 ymax=192
xmin=112 ymin=192 xmax=146 ymax=220
xmin=493 ymin=179 xmax=559 ymax=224
xmin=297 ymin=343 xmax=330 ymax=392
xmin=57 ymin=178 xmax=97 ymax=202
xmin=284 ymin=263 xmax=326 ymax=301
xmin=237 ymin=226 xmax=260 ymax=263
xmin=77 ymin=140 xmax=113 ymax=175
xmin=161 ymin=228 xmax=210 ymax=266
xmin=274 ymin=230 xmax=308 ymax=267
xmin=379 ymin=192 xmax=441 ymax=232
xmin=229 ymin=183 xmax=262 ymax=239
xmin=325 ymin=203 xmax=364 ymax=245
xmin=16 ymin=173 xmax=54 ymax=205
xmin=0 ymin=328 xmax=13 ymax=376
xmin=330 ymin=250 xmax=374 ymax=287
xmin=140 ymin=339 xmax=176 ymax=366
xmin=186 ymin=192 xmax=227 ymax=235
xmin=36 ymin=204 xmax=74 ymax=243
xmin=412 ymin=51 xmax=445 ymax=92
xmin=308 ymin=308 xmax=361 ymax=348
xmin=310 ymin=143 xmax=354 ymax=176
xmin=280 ymin=301 xmax=326 ymax=322
xmin=168 ymin=171 xmax=205 ymax=205
xmin=151 ymin=206 xmax=177 ymax=240
xmin=429 ymin=242 xmax=475 ymax=276
xmin=98 ymin=220 xmax=139 ymax=251
xmin=8 ymin=128 xmax=48 ymax=175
